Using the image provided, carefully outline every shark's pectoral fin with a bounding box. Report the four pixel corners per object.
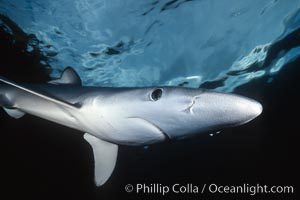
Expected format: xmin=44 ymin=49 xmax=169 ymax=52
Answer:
xmin=48 ymin=67 xmax=82 ymax=86
xmin=3 ymin=107 xmax=25 ymax=119
xmin=84 ymin=133 xmax=118 ymax=186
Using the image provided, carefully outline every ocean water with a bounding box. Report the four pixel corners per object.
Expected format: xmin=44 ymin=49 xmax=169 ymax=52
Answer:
xmin=1 ymin=0 xmax=300 ymax=90
xmin=0 ymin=1 xmax=299 ymax=200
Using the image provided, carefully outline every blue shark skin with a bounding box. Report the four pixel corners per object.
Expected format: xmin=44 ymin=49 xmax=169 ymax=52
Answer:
xmin=0 ymin=67 xmax=262 ymax=186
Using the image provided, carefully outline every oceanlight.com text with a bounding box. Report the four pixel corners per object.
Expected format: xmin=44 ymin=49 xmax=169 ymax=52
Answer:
xmin=125 ymin=183 xmax=294 ymax=196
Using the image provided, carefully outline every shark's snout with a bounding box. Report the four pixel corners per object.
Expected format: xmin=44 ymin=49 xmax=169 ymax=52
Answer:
xmin=190 ymin=91 xmax=263 ymax=129
xmin=244 ymin=98 xmax=263 ymax=122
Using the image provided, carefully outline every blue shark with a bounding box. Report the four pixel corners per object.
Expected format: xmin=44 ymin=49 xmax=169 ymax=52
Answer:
xmin=0 ymin=67 xmax=262 ymax=186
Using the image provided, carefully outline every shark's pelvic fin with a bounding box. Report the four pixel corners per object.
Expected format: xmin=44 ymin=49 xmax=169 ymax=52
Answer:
xmin=0 ymin=77 xmax=81 ymax=109
xmin=84 ymin=133 xmax=118 ymax=186
xmin=3 ymin=107 xmax=25 ymax=119
xmin=48 ymin=67 xmax=82 ymax=86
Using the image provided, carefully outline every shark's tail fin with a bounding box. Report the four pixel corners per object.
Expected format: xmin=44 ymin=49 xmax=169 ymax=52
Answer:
xmin=0 ymin=76 xmax=26 ymax=119
xmin=0 ymin=71 xmax=81 ymax=119
xmin=2 ymin=107 xmax=25 ymax=119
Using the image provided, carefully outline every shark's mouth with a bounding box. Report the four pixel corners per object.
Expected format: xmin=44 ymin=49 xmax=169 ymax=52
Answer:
xmin=127 ymin=117 xmax=171 ymax=140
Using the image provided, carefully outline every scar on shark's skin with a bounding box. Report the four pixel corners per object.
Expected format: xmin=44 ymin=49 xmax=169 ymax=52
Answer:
xmin=0 ymin=67 xmax=262 ymax=186
xmin=182 ymin=95 xmax=201 ymax=114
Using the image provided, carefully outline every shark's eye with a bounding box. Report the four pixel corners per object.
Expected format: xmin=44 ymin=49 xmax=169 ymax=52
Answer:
xmin=150 ymin=88 xmax=163 ymax=101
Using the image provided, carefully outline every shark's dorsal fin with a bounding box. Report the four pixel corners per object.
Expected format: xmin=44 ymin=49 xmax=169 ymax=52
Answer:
xmin=0 ymin=77 xmax=80 ymax=110
xmin=48 ymin=67 xmax=82 ymax=86
xmin=84 ymin=133 xmax=118 ymax=186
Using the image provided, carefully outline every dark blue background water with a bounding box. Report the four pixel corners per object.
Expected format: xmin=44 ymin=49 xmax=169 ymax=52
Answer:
xmin=0 ymin=1 xmax=299 ymax=199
